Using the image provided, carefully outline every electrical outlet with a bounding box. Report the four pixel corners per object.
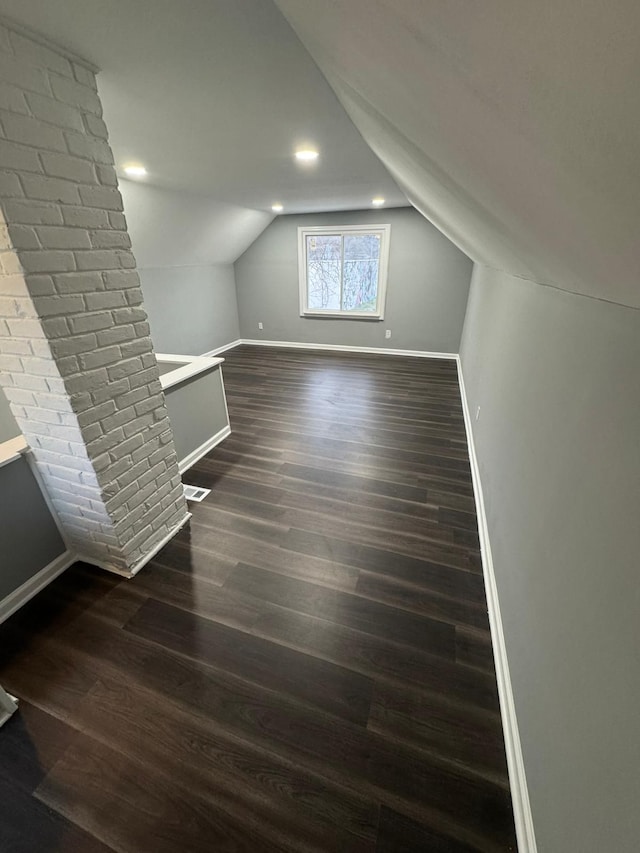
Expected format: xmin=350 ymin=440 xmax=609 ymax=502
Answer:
xmin=258 ymin=322 xmax=263 ymax=330
xmin=385 ymin=329 xmax=391 ymax=339
xmin=475 ymin=406 xmax=481 ymax=421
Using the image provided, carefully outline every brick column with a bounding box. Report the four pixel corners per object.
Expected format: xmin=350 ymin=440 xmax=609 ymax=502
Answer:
xmin=0 ymin=22 xmax=188 ymax=575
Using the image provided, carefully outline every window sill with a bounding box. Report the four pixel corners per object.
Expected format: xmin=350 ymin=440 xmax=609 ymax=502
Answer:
xmin=300 ymin=311 xmax=383 ymax=321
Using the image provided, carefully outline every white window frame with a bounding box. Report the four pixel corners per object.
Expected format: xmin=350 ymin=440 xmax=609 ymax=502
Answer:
xmin=298 ymin=224 xmax=391 ymax=320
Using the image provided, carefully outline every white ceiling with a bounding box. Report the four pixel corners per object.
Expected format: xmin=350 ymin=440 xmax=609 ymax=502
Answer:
xmin=276 ymin=0 xmax=640 ymax=308
xmin=0 ymin=0 xmax=407 ymax=214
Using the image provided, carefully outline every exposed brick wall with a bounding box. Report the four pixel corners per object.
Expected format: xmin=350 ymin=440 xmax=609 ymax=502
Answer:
xmin=0 ymin=22 xmax=188 ymax=574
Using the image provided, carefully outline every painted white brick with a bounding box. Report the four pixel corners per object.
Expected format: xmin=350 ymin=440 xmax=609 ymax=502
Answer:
xmin=26 ymin=92 xmax=84 ymax=131
xmin=96 ymin=324 xmax=134 ymax=347
xmin=76 ymin=400 xmax=117 ymax=427
xmin=0 ymin=81 xmax=30 ymax=115
xmin=4 ymin=317 xmax=48 ymax=339
xmin=65 ymin=132 xmax=113 ymax=164
xmin=43 ymin=463 xmax=84 ymax=484
xmin=72 ymin=63 xmax=97 ymax=91
xmin=90 ymin=230 xmax=131 ymax=250
xmin=50 ymin=74 xmax=102 ymax=116
xmin=0 ymin=19 xmax=187 ymax=574
xmin=40 ymin=316 xmax=70 ymax=337
xmin=82 ymin=112 xmax=108 ymax=140
xmin=115 ymin=460 xmax=151 ymax=491
xmin=0 ymin=51 xmax=50 ymax=96
xmin=67 ymin=310 xmax=112 ymax=333
xmin=114 ymin=385 xmax=148 ymax=410
xmin=62 ymin=367 xmax=110 ymax=395
xmin=102 ymin=269 xmax=140 ymax=290
xmin=94 ymin=163 xmax=118 ymax=186
xmin=10 ymin=372 xmax=49 ymax=391
xmin=85 ymin=429 xmax=126 ymax=458
xmin=20 ymin=355 xmax=62 ymax=376
xmin=40 ymin=151 xmax=95 ymax=183
xmin=21 ymin=174 xmax=80 ymax=204
xmin=0 ymin=294 xmax=35 ymax=317
xmin=3 ymin=199 xmax=62 ymax=225
xmin=106 ymin=356 xmax=144 ymax=382
xmin=0 ymin=139 xmax=43 ymax=172
xmin=62 ymin=205 xmax=110 ymax=228
xmin=45 ymin=377 xmax=69 ymax=395
xmin=121 ymin=337 xmax=153 ymax=359
xmin=83 ymin=290 xmax=127 ymax=311
xmin=125 ymin=289 xmax=144 ymax=306
xmin=123 ymin=412 xmax=154 ymax=437
xmin=36 ymin=226 xmax=91 ymax=250
xmin=53 ymin=271 xmax=103 ymax=294
xmin=0 ymin=170 xmax=24 ymax=197
xmin=78 ymin=345 xmax=122 ymax=370
xmin=91 ymin=379 xmax=130 ymax=406
xmin=0 ymin=273 xmax=29 ymax=297
xmin=9 ymin=31 xmax=74 ymax=77
xmin=51 ymin=360 xmax=76 ymax=385
xmin=0 ymin=250 xmax=23 ymax=274
xmin=19 ymin=250 xmax=76 ymax=274
xmin=1 ymin=111 xmax=66 ymax=152
xmin=128 ymin=365 xmax=160 ymax=390
xmin=75 ymin=249 xmax=124 ymax=271
xmin=112 ymin=306 xmax=147 ymax=327
xmin=108 ymin=211 xmax=127 ymax=231
xmin=77 ymin=185 xmax=122 ymax=210
xmin=49 ymin=333 xmax=98 ymax=358
xmin=24 ymin=274 xmax=56 ymax=296
xmin=101 ymin=405 xmax=137 ymax=433
xmin=110 ymin=433 xmax=145 ymax=460
xmin=2 ymin=386 xmax=36 ymax=406
xmin=0 ymin=337 xmax=32 ymax=355
xmin=0 ymin=352 xmax=23 ymax=372
xmin=6 ymin=224 xmax=40 ymax=249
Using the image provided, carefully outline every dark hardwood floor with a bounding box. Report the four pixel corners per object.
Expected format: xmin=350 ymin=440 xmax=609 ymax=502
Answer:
xmin=0 ymin=345 xmax=517 ymax=852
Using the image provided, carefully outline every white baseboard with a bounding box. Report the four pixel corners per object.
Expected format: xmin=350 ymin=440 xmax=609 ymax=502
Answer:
xmin=0 ymin=550 xmax=76 ymax=625
xmin=178 ymin=424 xmax=231 ymax=474
xmin=456 ymin=356 xmax=537 ymax=853
xmin=238 ymin=339 xmax=457 ymax=359
xmin=201 ymin=339 xmax=242 ymax=358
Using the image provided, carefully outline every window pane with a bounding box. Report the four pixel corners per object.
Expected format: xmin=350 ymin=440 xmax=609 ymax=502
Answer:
xmin=306 ymin=234 xmax=341 ymax=309
xmin=342 ymin=234 xmax=380 ymax=311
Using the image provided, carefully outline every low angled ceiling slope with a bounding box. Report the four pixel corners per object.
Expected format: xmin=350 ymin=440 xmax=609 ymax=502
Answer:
xmin=0 ymin=0 xmax=406 ymax=216
xmin=276 ymin=0 xmax=640 ymax=308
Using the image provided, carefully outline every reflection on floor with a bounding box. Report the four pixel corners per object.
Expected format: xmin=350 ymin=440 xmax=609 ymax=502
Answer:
xmin=0 ymin=345 xmax=516 ymax=852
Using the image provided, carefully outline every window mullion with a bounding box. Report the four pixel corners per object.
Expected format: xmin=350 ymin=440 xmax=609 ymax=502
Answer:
xmin=340 ymin=234 xmax=345 ymax=311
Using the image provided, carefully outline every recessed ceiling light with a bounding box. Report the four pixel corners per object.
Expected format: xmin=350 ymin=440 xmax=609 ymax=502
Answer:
xmin=124 ymin=164 xmax=147 ymax=178
xmin=271 ymin=203 xmax=284 ymax=213
xmin=372 ymin=197 xmax=385 ymax=206
xmin=295 ymin=149 xmax=319 ymax=162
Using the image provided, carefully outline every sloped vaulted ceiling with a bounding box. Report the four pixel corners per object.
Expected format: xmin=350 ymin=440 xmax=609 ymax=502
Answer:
xmin=275 ymin=0 xmax=640 ymax=308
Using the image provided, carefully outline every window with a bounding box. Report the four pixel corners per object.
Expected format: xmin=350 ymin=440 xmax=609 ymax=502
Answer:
xmin=298 ymin=224 xmax=390 ymax=319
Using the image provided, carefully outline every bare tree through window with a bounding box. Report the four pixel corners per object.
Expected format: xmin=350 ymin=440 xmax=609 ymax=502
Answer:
xmin=306 ymin=233 xmax=382 ymax=312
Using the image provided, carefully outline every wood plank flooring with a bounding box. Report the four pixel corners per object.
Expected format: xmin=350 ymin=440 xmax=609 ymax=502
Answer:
xmin=0 ymin=345 xmax=517 ymax=852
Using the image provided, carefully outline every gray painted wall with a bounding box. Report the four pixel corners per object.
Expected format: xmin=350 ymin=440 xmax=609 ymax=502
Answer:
xmin=0 ymin=456 xmax=66 ymax=600
xmin=164 ymin=366 xmax=229 ymax=465
xmin=459 ymin=265 xmax=640 ymax=852
xmin=140 ymin=264 xmax=240 ymax=356
xmin=0 ymin=387 xmax=20 ymax=443
xmin=235 ymin=207 xmax=472 ymax=353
